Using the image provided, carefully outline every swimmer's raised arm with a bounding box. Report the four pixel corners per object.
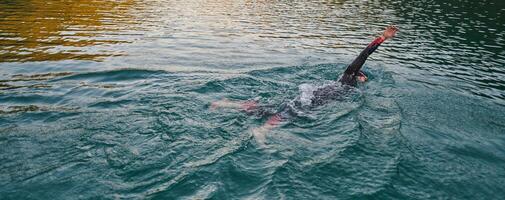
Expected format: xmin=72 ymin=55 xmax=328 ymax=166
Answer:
xmin=339 ymin=25 xmax=398 ymax=85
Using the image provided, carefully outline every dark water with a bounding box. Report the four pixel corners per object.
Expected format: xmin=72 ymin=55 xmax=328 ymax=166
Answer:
xmin=1 ymin=0 xmax=505 ymax=199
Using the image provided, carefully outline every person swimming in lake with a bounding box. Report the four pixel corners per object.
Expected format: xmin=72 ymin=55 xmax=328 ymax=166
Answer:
xmin=211 ymin=25 xmax=399 ymax=145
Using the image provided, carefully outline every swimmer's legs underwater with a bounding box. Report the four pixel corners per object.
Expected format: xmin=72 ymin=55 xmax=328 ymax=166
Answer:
xmin=250 ymin=114 xmax=282 ymax=146
xmin=210 ymin=98 xmax=258 ymax=111
xmin=210 ymin=98 xmax=285 ymax=146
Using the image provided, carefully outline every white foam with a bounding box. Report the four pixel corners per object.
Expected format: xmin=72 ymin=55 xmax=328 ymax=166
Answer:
xmin=298 ymin=83 xmax=317 ymax=106
xmin=298 ymin=81 xmax=339 ymax=106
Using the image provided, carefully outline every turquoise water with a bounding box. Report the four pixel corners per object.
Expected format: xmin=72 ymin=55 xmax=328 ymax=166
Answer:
xmin=1 ymin=0 xmax=505 ymax=199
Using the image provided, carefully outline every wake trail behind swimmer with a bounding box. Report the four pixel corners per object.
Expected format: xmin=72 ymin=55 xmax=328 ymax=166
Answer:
xmin=211 ymin=25 xmax=399 ymax=146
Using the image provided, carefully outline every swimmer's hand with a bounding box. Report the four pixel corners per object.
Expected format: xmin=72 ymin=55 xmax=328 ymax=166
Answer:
xmin=381 ymin=25 xmax=399 ymax=40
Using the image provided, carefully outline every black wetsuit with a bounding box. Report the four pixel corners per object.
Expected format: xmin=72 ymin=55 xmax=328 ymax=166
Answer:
xmin=255 ymin=36 xmax=387 ymax=122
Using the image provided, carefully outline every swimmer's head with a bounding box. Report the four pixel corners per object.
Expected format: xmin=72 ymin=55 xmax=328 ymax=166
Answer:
xmin=356 ymin=71 xmax=368 ymax=82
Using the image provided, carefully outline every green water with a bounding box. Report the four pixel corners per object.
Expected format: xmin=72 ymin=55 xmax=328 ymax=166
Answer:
xmin=1 ymin=0 xmax=504 ymax=199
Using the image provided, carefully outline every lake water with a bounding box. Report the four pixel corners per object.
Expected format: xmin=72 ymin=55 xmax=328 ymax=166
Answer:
xmin=1 ymin=0 xmax=505 ymax=199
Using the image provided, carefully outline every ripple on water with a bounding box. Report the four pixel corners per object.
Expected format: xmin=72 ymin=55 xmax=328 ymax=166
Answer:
xmin=2 ymin=0 xmax=505 ymax=199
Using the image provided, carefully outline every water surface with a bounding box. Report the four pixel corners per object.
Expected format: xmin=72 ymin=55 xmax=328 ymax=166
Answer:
xmin=1 ymin=0 xmax=505 ymax=199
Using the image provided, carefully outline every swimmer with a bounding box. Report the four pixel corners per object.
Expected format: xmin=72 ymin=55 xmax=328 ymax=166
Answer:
xmin=212 ymin=25 xmax=399 ymax=145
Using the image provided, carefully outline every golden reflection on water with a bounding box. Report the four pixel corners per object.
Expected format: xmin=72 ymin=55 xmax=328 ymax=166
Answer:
xmin=0 ymin=0 xmax=138 ymax=62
